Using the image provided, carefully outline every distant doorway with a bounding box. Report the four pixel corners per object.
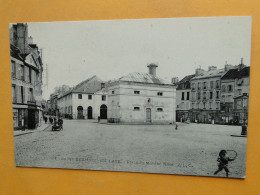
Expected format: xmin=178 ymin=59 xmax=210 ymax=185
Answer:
xmin=87 ymin=106 xmax=93 ymax=119
xmin=28 ymin=109 xmax=36 ymax=129
xmin=77 ymin=106 xmax=84 ymax=119
xmin=146 ymin=108 xmax=151 ymax=123
xmin=100 ymin=104 xmax=107 ymax=119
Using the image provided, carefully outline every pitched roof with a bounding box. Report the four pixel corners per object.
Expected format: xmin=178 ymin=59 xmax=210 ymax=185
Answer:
xmin=192 ymin=68 xmax=226 ymax=80
xmin=58 ymin=76 xmax=104 ymax=99
xmin=221 ymin=67 xmax=250 ymax=80
xmin=10 ymin=44 xmax=23 ymax=61
xmin=119 ymin=72 xmax=171 ymax=85
xmin=176 ymin=74 xmax=195 ymax=90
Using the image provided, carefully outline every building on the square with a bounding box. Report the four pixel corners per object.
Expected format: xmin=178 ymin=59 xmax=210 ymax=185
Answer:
xmin=10 ymin=23 xmax=44 ymax=130
xmin=190 ymin=66 xmax=229 ymax=124
xmin=175 ymin=74 xmax=195 ymax=122
xmin=57 ymin=76 xmax=107 ymax=119
xmin=221 ymin=61 xmax=250 ymax=125
xmin=107 ymin=64 xmax=176 ymax=124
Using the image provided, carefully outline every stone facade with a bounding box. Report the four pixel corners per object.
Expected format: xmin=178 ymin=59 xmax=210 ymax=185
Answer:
xmin=10 ymin=23 xmax=43 ymax=130
xmin=57 ymin=76 xmax=107 ymax=120
xmin=107 ymin=66 xmax=176 ymax=124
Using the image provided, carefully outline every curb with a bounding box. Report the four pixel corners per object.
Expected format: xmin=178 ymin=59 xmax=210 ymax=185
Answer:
xmin=14 ymin=124 xmax=51 ymax=137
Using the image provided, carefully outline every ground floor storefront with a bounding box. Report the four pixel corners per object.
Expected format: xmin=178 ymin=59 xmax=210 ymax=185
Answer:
xmin=177 ymin=109 xmax=248 ymax=125
xmin=13 ymin=104 xmax=42 ymax=130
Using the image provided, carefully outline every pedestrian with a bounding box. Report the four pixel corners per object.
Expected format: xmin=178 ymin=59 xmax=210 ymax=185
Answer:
xmin=175 ymin=123 xmax=178 ymax=130
xmin=49 ymin=116 xmax=53 ymax=124
xmin=58 ymin=117 xmax=63 ymax=130
xmin=44 ymin=116 xmax=48 ymax=124
xmin=214 ymin=150 xmax=236 ymax=177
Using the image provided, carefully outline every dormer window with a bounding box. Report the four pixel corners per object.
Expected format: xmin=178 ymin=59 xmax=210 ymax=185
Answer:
xmin=134 ymin=90 xmax=140 ymax=94
xmin=157 ymin=92 xmax=163 ymax=96
xmin=112 ymin=90 xmax=114 ymax=94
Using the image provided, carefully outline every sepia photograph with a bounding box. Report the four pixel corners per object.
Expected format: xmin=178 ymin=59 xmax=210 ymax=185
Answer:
xmin=10 ymin=16 xmax=251 ymax=178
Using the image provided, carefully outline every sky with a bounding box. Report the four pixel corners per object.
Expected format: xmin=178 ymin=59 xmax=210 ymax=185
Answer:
xmin=25 ymin=16 xmax=252 ymax=99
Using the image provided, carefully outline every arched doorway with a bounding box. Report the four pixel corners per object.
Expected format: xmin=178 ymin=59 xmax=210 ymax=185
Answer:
xmin=77 ymin=106 xmax=84 ymax=119
xmin=100 ymin=104 xmax=107 ymax=119
xmin=87 ymin=106 xmax=93 ymax=119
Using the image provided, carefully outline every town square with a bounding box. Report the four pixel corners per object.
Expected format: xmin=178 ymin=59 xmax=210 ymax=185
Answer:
xmin=9 ymin=17 xmax=251 ymax=178
xmin=14 ymin=119 xmax=247 ymax=178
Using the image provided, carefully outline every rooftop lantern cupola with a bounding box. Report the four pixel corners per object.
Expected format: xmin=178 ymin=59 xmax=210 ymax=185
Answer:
xmin=147 ymin=63 xmax=158 ymax=76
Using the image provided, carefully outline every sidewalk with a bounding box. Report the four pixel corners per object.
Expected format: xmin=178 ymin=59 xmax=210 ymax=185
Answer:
xmin=14 ymin=123 xmax=50 ymax=137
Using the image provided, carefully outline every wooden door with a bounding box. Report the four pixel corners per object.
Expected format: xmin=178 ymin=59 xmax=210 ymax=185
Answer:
xmin=146 ymin=108 xmax=151 ymax=123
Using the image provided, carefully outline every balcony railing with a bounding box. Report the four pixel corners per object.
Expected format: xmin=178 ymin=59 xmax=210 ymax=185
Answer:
xmin=27 ymin=98 xmax=36 ymax=105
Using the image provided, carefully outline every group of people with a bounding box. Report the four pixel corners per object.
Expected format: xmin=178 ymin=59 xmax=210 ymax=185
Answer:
xmin=43 ymin=115 xmax=63 ymax=128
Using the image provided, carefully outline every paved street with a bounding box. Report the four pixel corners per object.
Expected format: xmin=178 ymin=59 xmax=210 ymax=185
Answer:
xmin=14 ymin=120 xmax=247 ymax=178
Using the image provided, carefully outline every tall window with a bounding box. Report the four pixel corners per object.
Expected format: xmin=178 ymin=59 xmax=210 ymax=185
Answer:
xmin=210 ymin=81 xmax=213 ymax=88
xmin=198 ymin=82 xmax=201 ymax=89
xmin=21 ymin=86 xmax=24 ymax=103
xmin=216 ymin=80 xmax=220 ymax=89
xmin=222 ymin=85 xmax=225 ymax=92
xmin=20 ymin=65 xmax=24 ymax=81
xmin=78 ymin=94 xmax=82 ymax=99
xmin=216 ymin=102 xmax=219 ymax=109
xmin=203 ymin=82 xmax=207 ymax=89
xmin=210 ymin=92 xmax=213 ymax=99
xmin=134 ymin=91 xmax=140 ymax=94
xmin=181 ymin=92 xmax=185 ymax=100
xmin=12 ymin=85 xmax=16 ymax=103
xmin=29 ymin=88 xmax=33 ymax=101
xmin=203 ymin=92 xmax=207 ymax=99
xmin=102 ymin=95 xmax=106 ymax=101
xmin=197 ymin=92 xmax=201 ymax=100
xmin=29 ymin=68 xmax=32 ymax=83
xmin=216 ymin=91 xmax=220 ymax=99
xmin=186 ymin=92 xmax=190 ymax=100
xmin=11 ymin=61 xmax=16 ymax=78
xmin=228 ymin=85 xmax=233 ymax=92
xmin=192 ymin=83 xmax=195 ymax=90
xmin=88 ymin=95 xmax=92 ymax=100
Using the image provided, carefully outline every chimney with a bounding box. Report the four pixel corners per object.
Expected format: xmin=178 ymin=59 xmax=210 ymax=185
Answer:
xmin=195 ymin=67 xmax=205 ymax=76
xmin=238 ymin=58 xmax=245 ymax=70
xmin=147 ymin=63 xmax=158 ymax=76
xmin=208 ymin=66 xmax=217 ymax=71
xmin=28 ymin=36 xmax=33 ymax=44
xmin=171 ymin=77 xmax=179 ymax=85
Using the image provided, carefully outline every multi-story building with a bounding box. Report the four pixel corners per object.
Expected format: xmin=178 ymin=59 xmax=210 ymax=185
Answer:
xmin=221 ymin=62 xmax=250 ymax=125
xmin=190 ymin=66 xmax=227 ymax=124
xmin=57 ymin=76 xmax=107 ymax=119
xmin=10 ymin=23 xmax=43 ymax=130
xmin=107 ymin=64 xmax=176 ymax=124
xmin=175 ymin=74 xmax=195 ymax=122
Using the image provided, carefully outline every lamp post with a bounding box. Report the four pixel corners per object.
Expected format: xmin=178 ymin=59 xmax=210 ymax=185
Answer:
xmin=241 ymin=96 xmax=247 ymax=136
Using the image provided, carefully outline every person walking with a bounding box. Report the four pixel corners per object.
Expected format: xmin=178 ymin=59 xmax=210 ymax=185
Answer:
xmin=49 ymin=116 xmax=53 ymax=124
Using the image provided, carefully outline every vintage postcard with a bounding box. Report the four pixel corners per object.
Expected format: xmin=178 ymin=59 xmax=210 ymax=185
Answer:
xmin=10 ymin=16 xmax=251 ymax=178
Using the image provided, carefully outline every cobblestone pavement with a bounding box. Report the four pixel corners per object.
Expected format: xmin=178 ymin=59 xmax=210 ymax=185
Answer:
xmin=14 ymin=120 xmax=247 ymax=178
